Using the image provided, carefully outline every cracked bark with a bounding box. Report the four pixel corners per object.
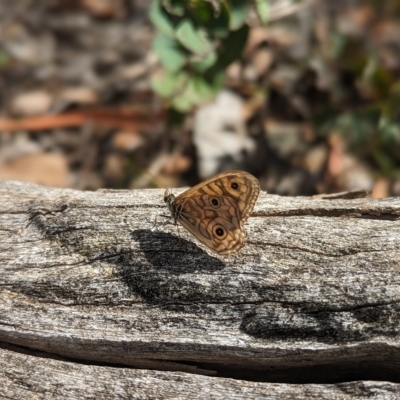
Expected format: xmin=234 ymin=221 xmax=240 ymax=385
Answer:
xmin=0 ymin=179 xmax=400 ymax=399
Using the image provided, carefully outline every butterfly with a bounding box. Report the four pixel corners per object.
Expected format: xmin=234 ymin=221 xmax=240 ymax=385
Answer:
xmin=164 ymin=171 xmax=260 ymax=255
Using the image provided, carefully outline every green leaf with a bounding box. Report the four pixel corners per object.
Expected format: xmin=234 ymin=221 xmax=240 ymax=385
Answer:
xmin=254 ymin=0 xmax=269 ymax=25
xmin=188 ymin=0 xmax=214 ymax=24
xmin=151 ymin=70 xmax=188 ymax=98
xmin=185 ymin=75 xmax=216 ymax=104
xmin=149 ymin=0 xmax=175 ymax=36
xmin=212 ymin=71 xmax=225 ymax=90
xmin=329 ymin=32 xmax=348 ymax=60
xmin=204 ymin=1 xmax=231 ymax=38
xmin=190 ymin=51 xmax=218 ymax=72
xmin=170 ymin=72 xmax=225 ymax=112
xmin=210 ymin=24 xmax=249 ymax=72
xmin=379 ymin=117 xmax=400 ymax=144
xmin=172 ymin=93 xmax=193 ymax=112
xmin=181 ymin=1 xmax=231 ymax=38
xmin=175 ymin=19 xmax=213 ymax=55
xmin=229 ymin=0 xmax=251 ymax=30
xmin=171 ymin=78 xmax=208 ymax=111
xmin=153 ymin=34 xmax=187 ymax=72
xmin=162 ymin=0 xmax=185 ymax=17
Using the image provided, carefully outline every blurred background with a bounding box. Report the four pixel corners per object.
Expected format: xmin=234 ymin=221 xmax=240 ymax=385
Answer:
xmin=1 ymin=0 xmax=400 ymax=197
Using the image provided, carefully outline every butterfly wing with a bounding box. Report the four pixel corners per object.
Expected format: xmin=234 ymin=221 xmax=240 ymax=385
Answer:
xmin=174 ymin=171 xmax=260 ymax=254
xmin=176 ymin=195 xmax=246 ymax=255
xmin=177 ymin=171 xmax=260 ymax=222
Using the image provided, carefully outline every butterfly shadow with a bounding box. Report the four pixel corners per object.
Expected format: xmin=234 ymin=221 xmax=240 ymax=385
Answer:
xmin=130 ymin=229 xmax=225 ymax=274
xmin=112 ymin=229 xmax=226 ymax=307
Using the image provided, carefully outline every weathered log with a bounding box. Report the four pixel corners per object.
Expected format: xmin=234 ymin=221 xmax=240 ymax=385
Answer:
xmin=0 ymin=179 xmax=399 ymax=398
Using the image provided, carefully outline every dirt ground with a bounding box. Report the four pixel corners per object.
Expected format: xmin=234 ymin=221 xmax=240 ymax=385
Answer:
xmin=1 ymin=0 xmax=400 ymax=197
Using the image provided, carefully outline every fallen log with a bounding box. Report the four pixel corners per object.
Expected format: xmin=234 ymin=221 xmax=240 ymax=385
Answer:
xmin=0 ymin=180 xmax=399 ymax=398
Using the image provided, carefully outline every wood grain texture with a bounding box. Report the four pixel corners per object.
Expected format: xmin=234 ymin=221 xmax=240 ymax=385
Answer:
xmin=0 ymin=179 xmax=400 ymax=397
xmin=0 ymin=347 xmax=399 ymax=399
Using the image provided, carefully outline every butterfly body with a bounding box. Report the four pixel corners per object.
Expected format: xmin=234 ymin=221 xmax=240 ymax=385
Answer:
xmin=164 ymin=171 xmax=260 ymax=255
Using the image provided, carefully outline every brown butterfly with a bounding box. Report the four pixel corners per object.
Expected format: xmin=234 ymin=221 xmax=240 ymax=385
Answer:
xmin=164 ymin=171 xmax=260 ymax=255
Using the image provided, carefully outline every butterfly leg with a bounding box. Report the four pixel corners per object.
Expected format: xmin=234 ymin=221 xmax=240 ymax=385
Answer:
xmin=151 ymin=213 xmax=173 ymax=230
xmin=151 ymin=214 xmax=158 ymax=230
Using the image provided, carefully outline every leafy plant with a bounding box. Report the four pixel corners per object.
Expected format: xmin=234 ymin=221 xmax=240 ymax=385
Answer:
xmin=315 ymin=30 xmax=400 ymax=179
xmin=150 ymin=0 xmax=268 ymax=112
